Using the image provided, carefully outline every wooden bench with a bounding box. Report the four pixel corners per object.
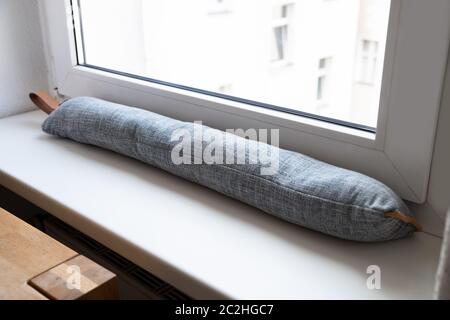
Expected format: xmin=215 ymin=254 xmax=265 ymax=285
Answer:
xmin=0 ymin=208 xmax=117 ymax=300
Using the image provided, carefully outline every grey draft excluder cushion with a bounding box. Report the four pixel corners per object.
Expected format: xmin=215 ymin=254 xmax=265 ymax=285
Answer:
xmin=42 ymin=97 xmax=419 ymax=242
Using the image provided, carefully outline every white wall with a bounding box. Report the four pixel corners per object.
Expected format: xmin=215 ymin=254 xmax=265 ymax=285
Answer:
xmin=0 ymin=0 xmax=49 ymax=118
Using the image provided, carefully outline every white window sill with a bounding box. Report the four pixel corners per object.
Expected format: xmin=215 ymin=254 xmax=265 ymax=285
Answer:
xmin=0 ymin=110 xmax=443 ymax=299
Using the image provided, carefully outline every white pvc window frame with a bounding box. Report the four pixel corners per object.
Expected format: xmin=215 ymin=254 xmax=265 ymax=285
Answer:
xmin=38 ymin=0 xmax=450 ymax=204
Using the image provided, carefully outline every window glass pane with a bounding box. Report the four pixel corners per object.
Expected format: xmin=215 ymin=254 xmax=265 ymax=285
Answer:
xmin=76 ymin=0 xmax=391 ymax=129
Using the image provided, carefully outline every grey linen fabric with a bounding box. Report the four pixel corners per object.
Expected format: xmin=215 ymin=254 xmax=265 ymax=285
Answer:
xmin=435 ymin=210 xmax=450 ymax=299
xmin=42 ymin=97 xmax=416 ymax=242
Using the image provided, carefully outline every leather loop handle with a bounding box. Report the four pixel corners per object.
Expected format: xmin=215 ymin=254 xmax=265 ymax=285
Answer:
xmin=29 ymin=91 xmax=59 ymax=114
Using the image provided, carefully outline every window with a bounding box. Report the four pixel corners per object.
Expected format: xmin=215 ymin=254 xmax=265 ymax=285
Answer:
xmin=73 ymin=0 xmax=392 ymax=129
xmin=272 ymin=25 xmax=288 ymax=62
xmin=317 ymin=57 xmax=332 ymax=102
xmin=271 ymin=4 xmax=292 ymax=62
xmin=41 ymin=0 xmax=450 ymax=204
xmin=358 ymin=40 xmax=379 ymax=84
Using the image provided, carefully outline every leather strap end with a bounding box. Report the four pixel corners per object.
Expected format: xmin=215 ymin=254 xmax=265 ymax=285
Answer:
xmin=29 ymin=91 xmax=59 ymax=114
xmin=384 ymin=211 xmax=423 ymax=232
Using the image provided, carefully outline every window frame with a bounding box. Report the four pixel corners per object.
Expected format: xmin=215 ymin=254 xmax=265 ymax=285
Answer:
xmin=38 ymin=0 xmax=450 ymax=204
